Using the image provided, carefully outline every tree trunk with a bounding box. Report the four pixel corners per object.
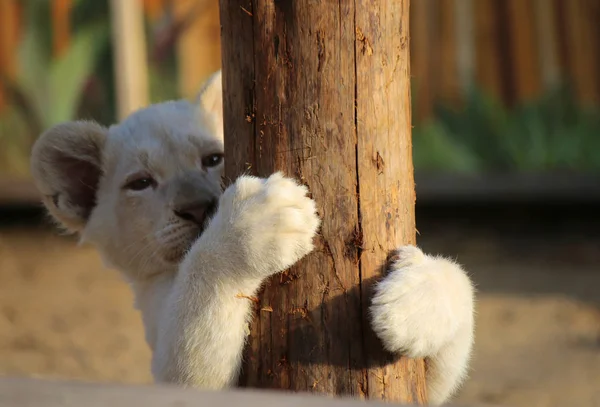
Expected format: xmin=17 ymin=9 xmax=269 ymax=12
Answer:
xmin=219 ymin=1 xmax=426 ymax=404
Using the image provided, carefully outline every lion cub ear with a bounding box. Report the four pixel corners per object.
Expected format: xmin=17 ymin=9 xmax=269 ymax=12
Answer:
xmin=195 ymin=70 xmax=223 ymax=139
xmin=30 ymin=121 xmax=107 ymax=233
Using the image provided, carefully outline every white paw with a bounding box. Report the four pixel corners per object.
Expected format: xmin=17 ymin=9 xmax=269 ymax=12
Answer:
xmin=370 ymin=245 xmax=474 ymax=358
xmin=215 ymin=172 xmax=320 ymax=276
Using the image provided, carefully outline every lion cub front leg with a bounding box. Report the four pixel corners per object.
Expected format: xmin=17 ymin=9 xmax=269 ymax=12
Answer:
xmin=151 ymin=172 xmax=320 ymax=389
xmin=370 ymin=246 xmax=475 ymax=405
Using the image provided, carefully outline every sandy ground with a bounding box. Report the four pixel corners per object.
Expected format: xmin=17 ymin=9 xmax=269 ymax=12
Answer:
xmin=0 ymin=217 xmax=598 ymax=407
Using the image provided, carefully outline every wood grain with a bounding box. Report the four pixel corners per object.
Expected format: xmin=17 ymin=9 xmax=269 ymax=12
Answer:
xmin=219 ymin=0 xmax=426 ymax=403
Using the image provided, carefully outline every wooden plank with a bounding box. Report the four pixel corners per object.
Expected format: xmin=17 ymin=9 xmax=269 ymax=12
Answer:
xmin=563 ymin=0 xmax=600 ymax=105
xmin=505 ymin=0 xmax=541 ymax=102
xmin=474 ymin=0 xmax=503 ymax=101
xmin=533 ymin=0 xmax=561 ymax=91
xmin=437 ymin=0 xmax=460 ymax=105
xmin=411 ymin=0 xmax=434 ymax=119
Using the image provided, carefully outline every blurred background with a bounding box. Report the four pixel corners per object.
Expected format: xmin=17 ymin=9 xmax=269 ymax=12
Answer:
xmin=0 ymin=1 xmax=598 ymax=406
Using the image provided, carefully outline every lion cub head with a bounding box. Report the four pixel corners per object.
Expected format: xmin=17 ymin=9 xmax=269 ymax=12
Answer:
xmin=31 ymin=72 xmax=224 ymax=279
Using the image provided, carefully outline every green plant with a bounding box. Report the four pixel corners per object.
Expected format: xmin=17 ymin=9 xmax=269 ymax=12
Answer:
xmin=413 ymin=85 xmax=600 ymax=173
xmin=11 ymin=19 xmax=109 ymax=133
xmin=0 ymin=1 xmax=110 ymax=177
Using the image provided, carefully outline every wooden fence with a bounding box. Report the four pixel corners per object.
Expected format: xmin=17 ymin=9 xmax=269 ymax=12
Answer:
xmin=160 ymin=0 xmax=600 ymax=117
xmin=411 ymin=0 xmax=600 ymax=120
xmin=0 ymin=0 xmax=599 ymax=118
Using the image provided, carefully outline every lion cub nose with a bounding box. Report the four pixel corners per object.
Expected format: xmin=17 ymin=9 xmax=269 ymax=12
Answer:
xmin=174 ymin=200 xmax=217 ymax=226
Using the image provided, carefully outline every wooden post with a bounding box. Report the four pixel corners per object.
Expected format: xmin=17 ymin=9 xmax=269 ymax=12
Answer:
xmin=0 ymin=0 xmax=19 ymax=112
xmin=51 ymin=0 xmax=72 ymax=58
xmin=505 ymin=0 xmax=541 ymax=103
xmin=411 ymin=0 xmax=434 ymax=120
xmin=220 ymin=0 xmax=426 ymax=403
xmin=563 ymin=0 xmax=600 ymax=105
xmin=474 ymin=0 xmax=503 ymax=102
xmin=533 ymin=0 xmax=560 ymax=92
xmin=437 ymin=0 xmax=460 ymax=105
xmin=109 ymin=0 xmax=149 ymax=120
xmin=219 ymin=1 xmax=426 ymax=404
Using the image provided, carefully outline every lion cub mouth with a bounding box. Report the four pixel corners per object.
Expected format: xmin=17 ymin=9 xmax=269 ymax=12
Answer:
xmin=162 ymin=200 xmax=219 ymax=264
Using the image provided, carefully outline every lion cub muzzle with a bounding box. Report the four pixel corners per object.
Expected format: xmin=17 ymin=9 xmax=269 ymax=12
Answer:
xmin=166 ymin=170 xmax=221 ymax=229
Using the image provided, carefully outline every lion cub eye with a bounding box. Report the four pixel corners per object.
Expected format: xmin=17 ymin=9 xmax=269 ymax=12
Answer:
xmin=201 ymin=153 xmax=224 ymax=168
xmin=124 ymin=176 xmax=156 ymax=191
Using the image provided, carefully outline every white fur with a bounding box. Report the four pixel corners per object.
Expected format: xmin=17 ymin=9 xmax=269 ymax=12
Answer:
xmin=150 ymin=172 xmax=319 ymax=387
xmin=30 ymin=70 xmax=475 ymax=404
xmin=371 ymin=246 xmax=475 ymax=405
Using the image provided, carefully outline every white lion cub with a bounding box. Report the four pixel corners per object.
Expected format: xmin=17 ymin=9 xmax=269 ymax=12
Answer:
xmin=30 ymin=71 xmax=474 ymax=405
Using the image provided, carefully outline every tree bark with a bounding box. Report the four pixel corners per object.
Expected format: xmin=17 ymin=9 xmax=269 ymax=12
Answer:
xmin=219 ymin=1 xmax=426 ymax=404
